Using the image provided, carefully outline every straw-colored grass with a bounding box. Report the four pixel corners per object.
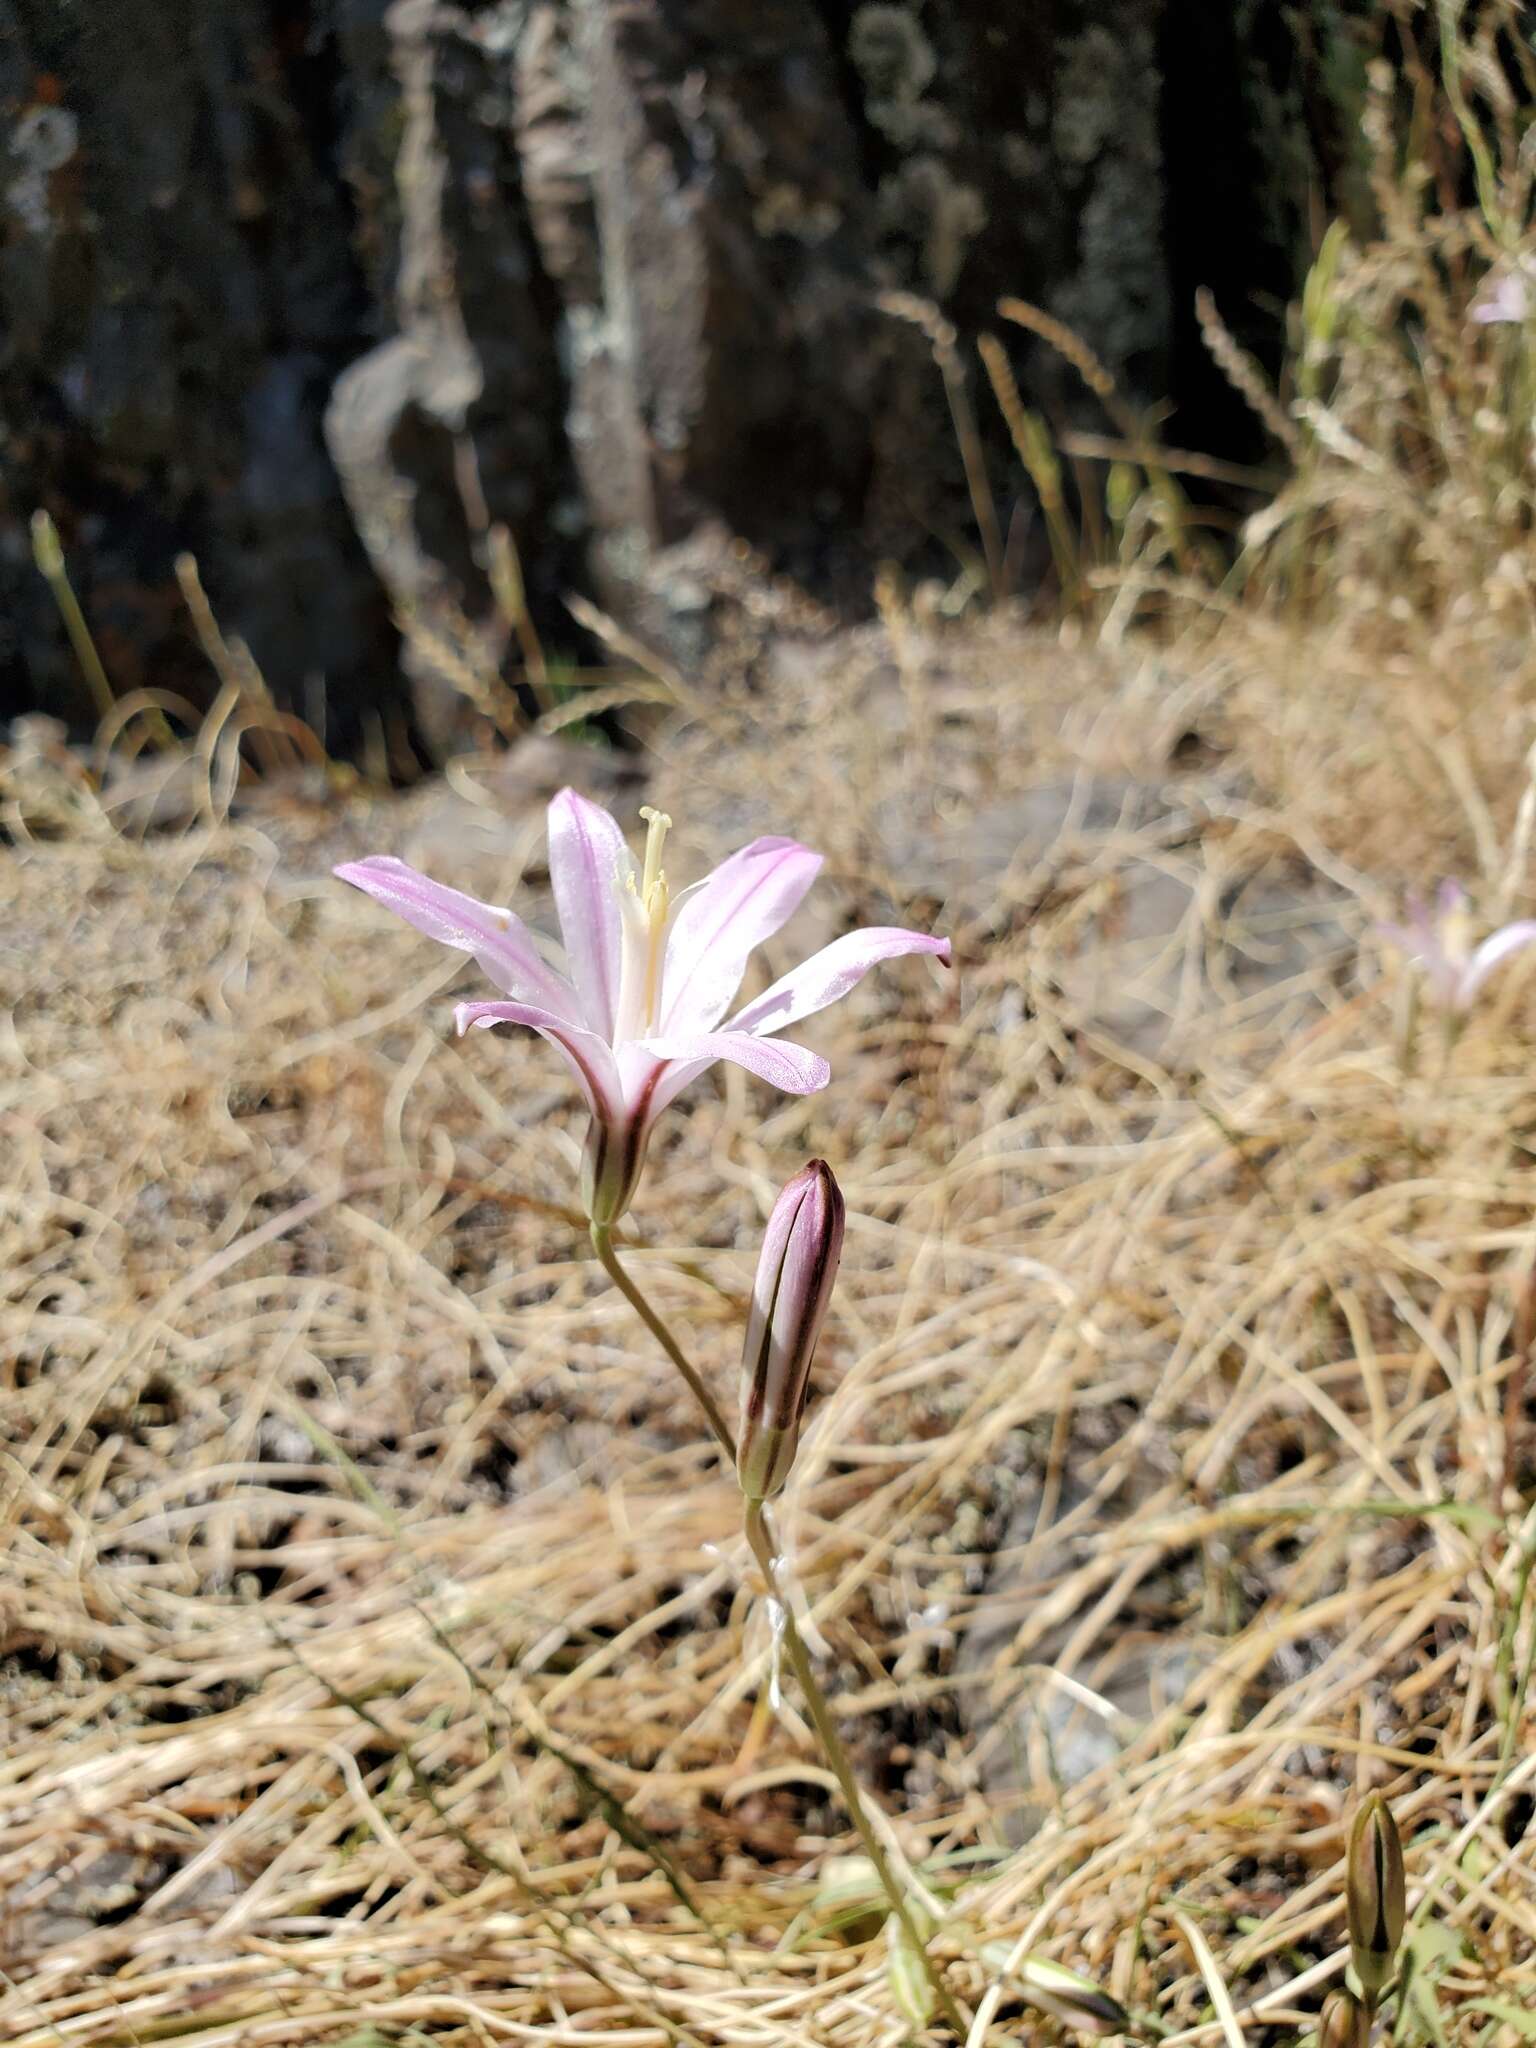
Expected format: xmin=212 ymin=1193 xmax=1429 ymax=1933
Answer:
xmin=3 ymin=600 xmax=1534 ymax=2046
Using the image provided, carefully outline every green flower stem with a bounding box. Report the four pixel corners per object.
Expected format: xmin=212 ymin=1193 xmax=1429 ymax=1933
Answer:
xmin=1495 ymin=1506 xmax=1536 ymax=1771
xmin=743 ymin=1499 xmax=967 ymax=2039
xmin=589 ymin=1222 xmax=736 ymax=1466
xmin=588 ymin=1224 xmax=962 ymax=2033
xmin=32 ymin=510 xmax=116 ymax=723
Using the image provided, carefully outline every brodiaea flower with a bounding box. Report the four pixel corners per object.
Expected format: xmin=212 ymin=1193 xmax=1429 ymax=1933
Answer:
xmin=1379 ymin=879 xmax=1536 ymax=1018
xmin=335 ymin=791 xmax=950 ymax=1222
xmin=1470 ymin=258 xmax=1535 ymax=325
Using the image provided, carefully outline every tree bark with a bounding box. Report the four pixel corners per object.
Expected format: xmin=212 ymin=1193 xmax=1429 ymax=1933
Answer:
xmin=0 ymin=0 xmax=1356 ymax=746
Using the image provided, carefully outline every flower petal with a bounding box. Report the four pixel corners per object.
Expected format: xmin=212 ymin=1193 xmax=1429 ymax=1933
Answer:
xmin=547 ymin=788 xmax=633 ymax=1039
xmin=639 ymin=1029 xmax=832 ymax=1114
xmin=335 ymin=856 xmax=578 ymax=1015
xmin=1471 ymin=270 xmax=1532 ymax=324
xmin=455 ymin=998 xmax=623 ymax=1121
xmin=1460 ymin=921 xmax=1536 ymax=1005
xmin=728 ymin=927 xmax=951 ymax=1037
xmin=660 ymin=837 xmax=824 ymax=1034
xmin=1377 ymin=913 xmax=1462 ymax=1007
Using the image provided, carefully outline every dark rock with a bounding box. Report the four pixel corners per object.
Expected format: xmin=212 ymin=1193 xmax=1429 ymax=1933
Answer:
xmin=954 ymin=1474 xmax=1204 ymax=1841
xmin=1055 ymin=852 xmax=1357 ymax=1062
xmin=1 ymin=2 xmax=1368 ymax=743
xmin=1 ymin=0 xmax=396 ymax=740
xmin=326 ymin=0 xmax=572 ymax=757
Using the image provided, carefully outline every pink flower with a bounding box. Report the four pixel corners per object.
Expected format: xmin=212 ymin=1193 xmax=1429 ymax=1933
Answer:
xmin=1379 ymin=879 xmax=1536 ymax=1016
xmin=1470 ymin=261 xmax=1534 ymax=325
xmin=335 ymin=791 xmax=950 ymax=1221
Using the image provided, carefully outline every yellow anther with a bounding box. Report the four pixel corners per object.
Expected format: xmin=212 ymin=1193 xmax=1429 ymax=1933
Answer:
xmin=1442 ymin=900 xmax=1473 ymax=968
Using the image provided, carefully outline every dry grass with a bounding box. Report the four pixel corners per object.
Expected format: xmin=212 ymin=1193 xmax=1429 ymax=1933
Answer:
xmin=7 ymin=11 xmax=1536 ymax=2035
xmin=2 ymin=603 xmax=1534 ymax=2046
xmin=1175 ymin=3 xmax=1536 ymax=676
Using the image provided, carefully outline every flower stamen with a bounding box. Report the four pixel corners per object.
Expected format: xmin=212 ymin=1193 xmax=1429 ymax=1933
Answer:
xmin=639 ymin=805 xmax=671 ymax=907
xmin=636 ymin=807 xmax=671 ymax=1030
xmin=616 ymin=806 xmax=674 ymax=1040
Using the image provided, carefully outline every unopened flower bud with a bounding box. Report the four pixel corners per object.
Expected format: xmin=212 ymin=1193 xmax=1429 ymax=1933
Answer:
xmin=1346 ymin=1794 xmax=1405 ymax=2002
xmin=1318 ymin=1988 xmax=1369 ymax=2048
xmin=979 ymin=1946 xmax=1130 ymax=2037
xmin=737 ymin=1160 xmax=844 ymax=1501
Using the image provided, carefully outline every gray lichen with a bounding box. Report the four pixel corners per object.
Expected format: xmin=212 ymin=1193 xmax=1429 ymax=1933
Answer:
xmin=1052 ymin=28 xmax=1124 ymax=169
xmin=751 ymin=182 xmax=841 ymax=244
xmin=1055 ymin=156 xmax=1166 ymax=370
xmin=850 ymin=6 xmax=953 ymax=151
xmin=879 ymin=156 xmax=987 ymax=299
xmin=5 ymin=105 xmax=79 ymax=239
xmin=1048 ymin=17 xmax=1167 ymax=378
xmin=849 ymin=5 xmax=937 ymax=106
xmin=850 ymin=3 xmax=985 ymax=296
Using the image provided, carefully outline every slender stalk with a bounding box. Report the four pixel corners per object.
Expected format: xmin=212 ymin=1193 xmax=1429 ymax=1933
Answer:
xmin=31 ymin=508 xmax=115 ymax=723
xmin=589 ymin=1222 xmax=736 ymax=1465
xmin=175 ymin=551 xmax=295 ymax=774
xmin=938 ymin=347 xmax=1005 ymax=606
xmin=743 ymin=1500 xmax=967 ymax=2038
xmin=487 ymin=521 xmax=556 ymax=717
xmin=1495 ymin=1505 xmax=1536 ymax=1770
xmin=589 ymin=1221 xmax=962 ymax=2030
xmin=31 ymin=510 xmax=180 ymax=749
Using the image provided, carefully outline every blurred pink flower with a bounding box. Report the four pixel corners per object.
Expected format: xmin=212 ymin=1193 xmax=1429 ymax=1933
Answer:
xmin=336 ymin=790 xmax=950 ymax=1220
xmin=1470 ymin=260 xmax=1534 ymax=325
xmin=1379 ymin=879 xmax=1536 ymax=1015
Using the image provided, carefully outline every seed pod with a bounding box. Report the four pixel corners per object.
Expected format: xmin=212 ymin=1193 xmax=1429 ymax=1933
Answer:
xmin=1318 ymin=1987 xmax=1369 ymax=2048
xmin=1346 ymin=1793 xmax=1405 ymax=2002
xmin=979 ymin=1945 xmax=1130 ymax=2038
xmin=736 ymin=1161 xmax=844 ymax=1502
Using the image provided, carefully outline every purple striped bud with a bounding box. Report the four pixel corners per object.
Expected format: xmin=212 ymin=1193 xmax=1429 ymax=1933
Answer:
xmin=737 ymin=1161 xmax=845 ymax=1502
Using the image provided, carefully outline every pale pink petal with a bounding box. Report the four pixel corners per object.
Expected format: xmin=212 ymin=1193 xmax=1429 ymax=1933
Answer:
xmin=1377 ymin=917 xmax=1440 ymax=965
xmin=660 ymin=837 xmax=824 ymax=1034
xmin=335 ymin=857 xmax=578 ymax=1016
xmin=728 ymin=927 xmax=952 ymax=1037
xmin=1471 ymin=270 xmax=1532 ymax=324
xmin=455 ymin=998 xmax=623 ymax=1122
xmin=547 ymin=788 xmax=632 ymax=1038
xmin=1407 ymin=886 xmax=1456 ymax=961
xmin=1459 ymin=921 xmax=1536 ymax=1006
xmin=639 ymin=1029 xmax=832 ymax=1115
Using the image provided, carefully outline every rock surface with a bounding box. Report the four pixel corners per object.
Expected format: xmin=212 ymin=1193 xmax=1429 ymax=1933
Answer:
xmin=1 ymin=2 xmax=1354 ymax=739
